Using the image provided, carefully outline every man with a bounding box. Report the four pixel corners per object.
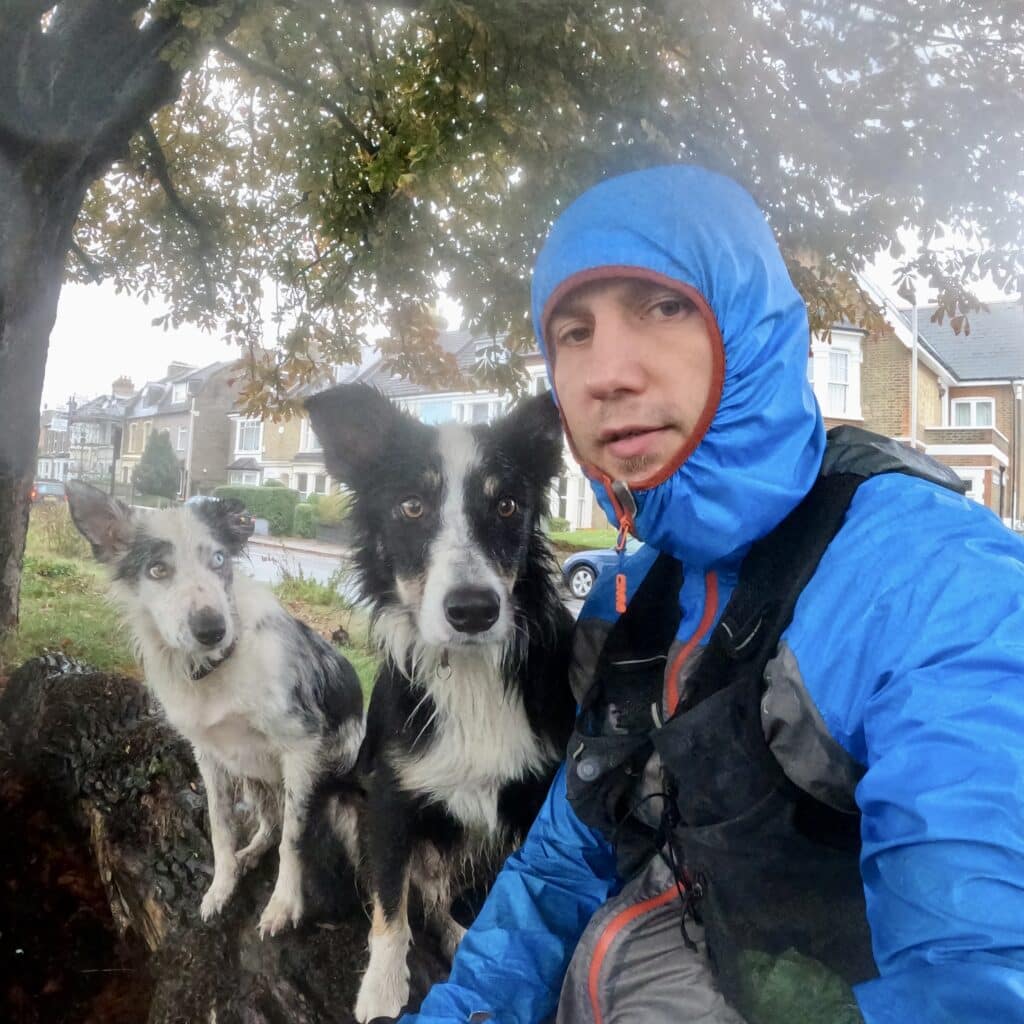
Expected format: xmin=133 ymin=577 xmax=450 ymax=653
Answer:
xmin=397 ymin=166 xmax=1024 ymax=1023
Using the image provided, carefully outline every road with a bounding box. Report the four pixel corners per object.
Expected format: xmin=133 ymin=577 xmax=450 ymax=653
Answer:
xmin=239 ymin=538 xmax=584 ymax=617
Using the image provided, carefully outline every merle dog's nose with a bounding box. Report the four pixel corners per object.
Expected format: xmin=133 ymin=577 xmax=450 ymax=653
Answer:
xmin=443 ymin=586 xmax=500 ymax=634
xmin=190 ymin=608 xmax=227 ymax=647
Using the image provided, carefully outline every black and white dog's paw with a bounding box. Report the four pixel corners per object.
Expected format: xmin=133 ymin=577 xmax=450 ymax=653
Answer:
xmin=258 ymin=885 xmax=303 ymax=938
xmin=354 ymin=941 xmax=410 ymax=1023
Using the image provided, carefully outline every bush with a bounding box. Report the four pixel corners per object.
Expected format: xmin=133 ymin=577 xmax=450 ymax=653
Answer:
xmin=262 ymin=478 xmax=285 ymax=487
xmin=273 ymin=563 xmax=352 ymax=608
xmin=213 ymin=484 xmax=300 ymax=535
xmin=293 ymin=503 xmax=318 ymax=539
xmin=546 ymin=516 xmax=571 ymax=533
xmin=31 ymin=503 xmax=91 ymax=559
xmin=132 ymin=429 xmax=180 ymax=499
xmin=316 ymin=491 xmax=351 ymax=526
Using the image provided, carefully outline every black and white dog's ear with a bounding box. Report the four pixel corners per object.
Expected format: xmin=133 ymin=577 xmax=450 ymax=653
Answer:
xmin=191 ymin=497 xmax=249 ymax=556
xmin=66 ymin=480 xmax=134 ymax=563
xmin=305 ymin=383 xmax=419 ymax=484
xmin=492 ymin=391 xmax=565 ymax=486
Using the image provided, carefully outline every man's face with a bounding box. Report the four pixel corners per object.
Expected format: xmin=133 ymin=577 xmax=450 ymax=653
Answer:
xmin=548 ymin=277 xmax=717 ymax=487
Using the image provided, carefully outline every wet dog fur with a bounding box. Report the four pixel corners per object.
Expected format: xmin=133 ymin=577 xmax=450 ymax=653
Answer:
xmin=306 ymin=384 xmax=576 ymax=1021
xmin=66 ymin=481 xmax=364 ymax=937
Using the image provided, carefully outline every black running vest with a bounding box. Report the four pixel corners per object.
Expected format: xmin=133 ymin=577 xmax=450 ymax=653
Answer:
xmin=565 ymin=427 xmax=967 ymax=1021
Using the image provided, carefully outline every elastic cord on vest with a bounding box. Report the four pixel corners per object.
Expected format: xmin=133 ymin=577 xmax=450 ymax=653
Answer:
xmin=609 ymin=786 xmax=701 ymax=954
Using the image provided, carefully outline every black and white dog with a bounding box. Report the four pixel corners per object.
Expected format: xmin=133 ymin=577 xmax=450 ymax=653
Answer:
xmin=306 ymin=384 xmax=576 ymax=1022
xmin=66 ymin=481 xmax=364 ymax=937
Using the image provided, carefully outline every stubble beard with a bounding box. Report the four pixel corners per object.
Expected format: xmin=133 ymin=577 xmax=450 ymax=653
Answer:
xmin=621 ymin=453 xmax=653 ymax=478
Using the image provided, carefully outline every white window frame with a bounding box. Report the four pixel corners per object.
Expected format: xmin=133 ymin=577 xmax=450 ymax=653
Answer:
xmin=235 ymin=417 xmax=263 ymax=455
xmin=228 ymin=470 xmax=261 ymax=486
xmin=454 ymin=397 xmax=504 ymax=425
xmin=955 ymin=468 xmax=987 ymax=505
xmin=299 ymin=417 xmax=323 ymax=453
xmin=951 ymin=398 xmax=995 ymax=428
xmin=808 ymin=332 xmax=863 ymax=420
xmin=172 ymin=382 xmax=187 ymax=404
xmin=176 ymin=426 xmax=188 ymax=451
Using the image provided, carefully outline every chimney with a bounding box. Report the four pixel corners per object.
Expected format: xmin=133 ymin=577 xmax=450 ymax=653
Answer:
xmin=166 ymin=362 xmax=196 ymax=379
xmin=111 ymin=375 xmax=135 ymax=398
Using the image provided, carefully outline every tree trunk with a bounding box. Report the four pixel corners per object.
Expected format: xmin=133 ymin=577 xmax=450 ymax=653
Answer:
xmin=0 ymin=147 xmax=90 ymax=635
xmin=0 ymin=655 xmax=449 ymax=1022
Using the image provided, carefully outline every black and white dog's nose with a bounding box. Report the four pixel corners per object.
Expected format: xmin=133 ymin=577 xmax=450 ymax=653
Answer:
xmin=190 ymin=608 xmax=227 ymax=647
xmin=444 ymin=586 xmax=500 ymax=634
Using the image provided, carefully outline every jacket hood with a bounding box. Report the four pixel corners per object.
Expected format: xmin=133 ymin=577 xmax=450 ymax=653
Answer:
xmin=531 ymin=165 xmax=825 ymax=569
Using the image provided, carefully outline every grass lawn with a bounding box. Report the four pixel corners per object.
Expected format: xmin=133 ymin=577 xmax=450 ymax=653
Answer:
xmin=0 ymin=555 xmax=137 ymax=677
xmin=1 ymin=508 xmax=380 ymax=699
xmin=547 ymin=527 xmax=619 ymax=551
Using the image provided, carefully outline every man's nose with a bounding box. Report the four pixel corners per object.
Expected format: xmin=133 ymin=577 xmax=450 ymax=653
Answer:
xmin=583 ymin=316 xmax=647 ymax=398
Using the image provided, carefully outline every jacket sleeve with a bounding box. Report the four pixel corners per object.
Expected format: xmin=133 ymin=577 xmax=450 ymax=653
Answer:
xmin=398 ymin=764 xmax=620 ymax=1024
xmin=830 ymin=511 xmax=1024 ymax=1020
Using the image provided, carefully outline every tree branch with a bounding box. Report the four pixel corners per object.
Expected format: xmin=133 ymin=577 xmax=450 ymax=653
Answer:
xmin=139 ymin=120 xmax=217 ymax=309
xmin=69 ymin=238 xmax=104 ymax=284
xmin=213 ymin=37 xmax=377 ymax=155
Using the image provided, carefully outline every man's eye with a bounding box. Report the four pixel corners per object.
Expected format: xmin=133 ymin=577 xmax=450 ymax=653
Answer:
xmin=147 ymin=562 xmax=169 ymax=580
xmin=648 ymin=296 xmax=691 ymax=318
xmin=400 ymin=497 xmax=425 ymax=520
xmin=556 ymin=324 xmax=590 ymax=347
xmin=211 ymin=551 xmax=226 ymax=569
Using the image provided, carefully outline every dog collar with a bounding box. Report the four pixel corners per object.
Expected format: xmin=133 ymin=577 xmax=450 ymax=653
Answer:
xmin=190 ymin=639 xmax=238 ymax=681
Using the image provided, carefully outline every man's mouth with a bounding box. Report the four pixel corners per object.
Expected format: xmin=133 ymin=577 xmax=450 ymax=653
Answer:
xmin=599 ymin=425 xmax=671 ymax=461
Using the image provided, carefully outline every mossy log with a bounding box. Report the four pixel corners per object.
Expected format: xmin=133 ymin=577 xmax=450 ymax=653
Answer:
xmin=0 ymin=655 xmax=446 ymax=1024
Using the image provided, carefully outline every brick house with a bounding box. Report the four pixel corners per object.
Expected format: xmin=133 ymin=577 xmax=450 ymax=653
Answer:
xmin=813 ymin=297 xmax=1023 ymax=520
xmin=36 ymin=406 xmax=73 ymax=481
xmin=121 ymin=361 xmax=240 ymax=498
xmin=915 ymin=301 xmax=1024 ymax=521
xmin=225 ymin=365 xmax=365 ymax=498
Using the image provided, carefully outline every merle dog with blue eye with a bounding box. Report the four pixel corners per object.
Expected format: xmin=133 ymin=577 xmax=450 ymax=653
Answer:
xmin=66 ymin=480 xmax=364 ymax=939
xmin=305 ymin=383 xmax=577 ymax=1023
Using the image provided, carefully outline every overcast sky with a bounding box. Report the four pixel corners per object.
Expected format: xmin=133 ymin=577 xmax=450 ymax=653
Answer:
xmin=40 ymin=243 xmax=1015 ymax=411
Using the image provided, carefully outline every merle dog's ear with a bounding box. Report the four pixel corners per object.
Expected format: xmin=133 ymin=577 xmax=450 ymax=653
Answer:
xmin=191 ymin=497 xmax=248 ymax=555
xmin=305 ymin=383 xmax=417 ymax=483
xmin=493 ymin=391 xmax=565 ymax=485
xmin=66 ymin=480 xmax=134 ymax=563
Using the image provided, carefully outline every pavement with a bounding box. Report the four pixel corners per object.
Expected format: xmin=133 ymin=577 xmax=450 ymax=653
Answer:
xmin=247 ymin=532 xmax=349 ymax=559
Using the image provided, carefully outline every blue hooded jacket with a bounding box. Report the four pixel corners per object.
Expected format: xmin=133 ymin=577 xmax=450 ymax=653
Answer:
xmin=402 ymin=166 xmax=1024 ymax=1023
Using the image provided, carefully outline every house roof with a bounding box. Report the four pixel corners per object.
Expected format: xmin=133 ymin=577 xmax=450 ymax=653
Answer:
xmin=72 ymin=392 xmax=131 ymax=421
xmin=912 ymin=301 xmax=1024 ymax=382
xmin=357 ymin=330 xmax=521 ymax=399
xmin=125 ymin=360 xmax=233 ymax=419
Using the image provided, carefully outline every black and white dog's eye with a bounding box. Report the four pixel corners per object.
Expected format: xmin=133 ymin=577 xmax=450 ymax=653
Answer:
xmin=211 ymin=551 xmax=226 ymax=569
xmin=497 ymin=496 xmax=518 ymax=518
xmin=147 ymin=562 xmax=169 ymax=580
xmin=400 ymin=497 xmax=424 ymax=520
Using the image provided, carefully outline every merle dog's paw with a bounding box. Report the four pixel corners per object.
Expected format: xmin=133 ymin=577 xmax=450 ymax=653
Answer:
xmin=200 ymin=871 xmax=238 ymax=921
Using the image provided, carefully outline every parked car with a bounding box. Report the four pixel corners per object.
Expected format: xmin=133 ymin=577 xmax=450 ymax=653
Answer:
xmin=31 ymin=479 xmax=66 ymax=504
xmin=561 ymin=537 xmax=644 ymax=599
xmin=184 ymin=494 xmax=256 ymax=538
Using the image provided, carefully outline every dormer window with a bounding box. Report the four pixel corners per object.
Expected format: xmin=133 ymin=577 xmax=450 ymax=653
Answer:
xmin=172 ymin=382 xmax=187 ymax=404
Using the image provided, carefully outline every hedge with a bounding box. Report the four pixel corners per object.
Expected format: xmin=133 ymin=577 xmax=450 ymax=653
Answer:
xmin=315 ymin=491 xmax=351 ymax=526
xmin=293 ymin=503 xmax=317 ymax=539
xmin=546 ymin=516 xmax=571 ymax=533
xmin=213 ymin=485 xmax=300 ymax=535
